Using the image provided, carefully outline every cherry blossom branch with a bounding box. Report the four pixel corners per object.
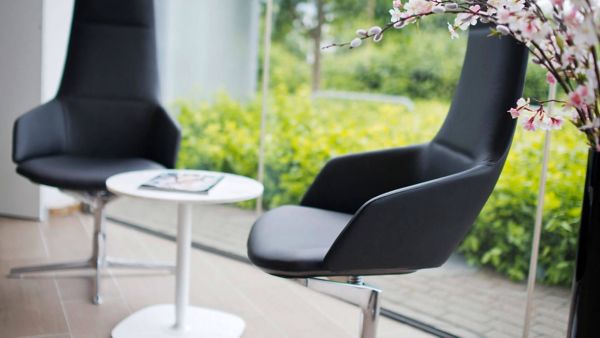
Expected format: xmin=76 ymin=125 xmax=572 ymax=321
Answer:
xmin=328 ymin=0 xmax=600 ymax=147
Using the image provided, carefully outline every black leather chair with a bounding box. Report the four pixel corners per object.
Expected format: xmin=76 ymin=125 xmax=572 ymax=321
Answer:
xmin=10 ymin=0 xmax=180 ymax=305
xmin=248 ymin=24 xmax=528 ymax=337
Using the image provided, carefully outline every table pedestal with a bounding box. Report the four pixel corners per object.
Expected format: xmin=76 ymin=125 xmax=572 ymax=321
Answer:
xmin=111 ymin=304 xmax=244 ymax=337
xmin=112 ymin=204 xmax=245 ymax=337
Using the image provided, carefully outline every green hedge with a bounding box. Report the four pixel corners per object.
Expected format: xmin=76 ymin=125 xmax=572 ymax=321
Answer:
xmin=177 ymin=86 xmax=443 ymax=208
xmin=270 ymin=28 xmax=548 ymax=100
xmin=176 ymin=87 xmax=586 ymax=286
xmin=462 ymin=124 xmax=586 ymax=284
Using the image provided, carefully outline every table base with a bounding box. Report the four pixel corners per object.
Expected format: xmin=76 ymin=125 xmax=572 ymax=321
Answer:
xmin=111 ymin=304 xmax=245 ymax=338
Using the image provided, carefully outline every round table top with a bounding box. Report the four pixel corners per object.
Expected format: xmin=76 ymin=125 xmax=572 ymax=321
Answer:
xmin=106 ymin=169 xmax=263 ymax=204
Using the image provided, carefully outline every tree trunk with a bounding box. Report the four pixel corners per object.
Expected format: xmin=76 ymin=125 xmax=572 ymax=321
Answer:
xmin=568 ymin=149 xmax=600 ymax=338
xmin=311 ymin=0 xmax=324 ymax=92
xmin=367 ymin=0 xmax=376 ymax=21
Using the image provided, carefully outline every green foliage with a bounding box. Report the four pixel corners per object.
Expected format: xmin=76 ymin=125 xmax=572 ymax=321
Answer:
xmin=523 ymin=60 xmax=550 ymax=99
xmin=177 ymin=86 xmax=443 ymax=208
xmin=176 ymin=88 xmax=585 ymax=286
xmin=269 ymin=27 xmax=549 ymax=101
xmin=460 ymin=123 xmax=586 ymax=285
xmin=322 ymin=29 xmax=467 ymax=99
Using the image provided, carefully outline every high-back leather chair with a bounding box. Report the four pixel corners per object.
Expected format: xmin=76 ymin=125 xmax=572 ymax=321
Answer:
xmin=10 ymin=0 xmax=180 ymax=305
xmin=247 ymin=24 xmax=528 ymax=337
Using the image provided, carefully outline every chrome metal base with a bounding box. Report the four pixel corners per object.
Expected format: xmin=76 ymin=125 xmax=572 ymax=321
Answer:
xmin=296 ymin=277 xmax=381 ymax=338
xmin=8 ymin=191 xmax=175 ymax=305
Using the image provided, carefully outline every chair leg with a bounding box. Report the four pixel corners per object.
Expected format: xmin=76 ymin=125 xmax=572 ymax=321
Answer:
xmin=297 ymin=277 xmax=381 ymax=338
xmin=105 ymin=257 xmax=176 ymax=271
xmin=8 ymin=192 xmax=175 ymax=306
xmin=8 ymin=260 xmax=94 ymax=275
xmin=91 ymin=196 xmax=107 ymax=305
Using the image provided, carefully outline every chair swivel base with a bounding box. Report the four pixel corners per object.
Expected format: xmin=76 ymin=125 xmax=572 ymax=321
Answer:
xmin=8 ymin=257 xmax=175 ymax=304
xmin=296 ymin=277 xmax=381 ymax=338
xmin=8 ymin=190 xmax=175 ymax=305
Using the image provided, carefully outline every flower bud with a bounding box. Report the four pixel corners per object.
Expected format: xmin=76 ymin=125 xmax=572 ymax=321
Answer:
xmin=496 ymin=25 xmax=510 ymax=35
xmin=373 ymin=32 xmax=384 ymax=42
xmin=432 ymin=5 xmax=445 ymax=13
xmin=368 ymin=26 xmax=382 ymax=36
xmin=350 ymin=38 xmax=362 ymax=48
xmin=356 ymin=29 xmax=368 ymax=37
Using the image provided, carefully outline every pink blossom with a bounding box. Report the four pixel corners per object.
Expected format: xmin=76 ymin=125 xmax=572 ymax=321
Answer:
xmin=564 ymin=8 xmax=581 ymax=29
xmin=508 ymin=107 xmax=521 ymax=118
xmin=546 ymin=72 xmax=556 ymax=85
xmin=389 ymin=8 xmax=402 ymax=23
xmin=552 ymin=117 xmax=563 ymax=128
xmin=448 ymin=23 xmax=459 ymax=39
xmin=568 ymin=90 xmax=584 ymax=109
xmin=569 ymin=85 xmax=595 ymax=109
xmin=455 ymin=5 xmax=481 ymax=30
xmin=508 ymin=98 xmax=530 ymax=119
xmin=496 ymin=8 xmax=511 ymax=24
xmin=393 ymin=0 xmax=402 ymax=9
xmin=404 ymin=0 xmax=434 ymax=16
xmin=546 ymin=116 xmax=564 ymax=130
xmin=523 ymin=117 xmax=537 ymax=131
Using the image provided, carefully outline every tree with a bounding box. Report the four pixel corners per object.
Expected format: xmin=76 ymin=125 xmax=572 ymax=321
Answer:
xmin=271 ymin=0 xmax=386 ymax=91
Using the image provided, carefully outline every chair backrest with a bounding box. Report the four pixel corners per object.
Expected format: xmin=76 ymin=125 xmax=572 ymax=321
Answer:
xmin=58 ymin=0 xmax=158 ymax=101
xmin=322 ymin=25 xmax=529 ymax=273
xmin=55 ymin=0 xmax=163 ymax=159
xmin=422 ymin=23 xmax=528 ymax=179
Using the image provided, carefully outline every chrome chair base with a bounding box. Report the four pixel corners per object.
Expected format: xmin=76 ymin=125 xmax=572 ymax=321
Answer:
xmin=296 ymin=277 xmax=381 ymax=338
xmin=8 ymin=191 xmax=175 ymax=305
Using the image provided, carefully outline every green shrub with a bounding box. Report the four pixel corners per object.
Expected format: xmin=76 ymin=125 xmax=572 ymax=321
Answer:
xmin=318 ymin=29 xmax=549 ymax=101
xmin=461 ymin=123 xmax=586 ymax=285
xmin=177 ymin=86 xmax=443 ymax=208
xmin=321 ymin=30 xmax=467 ymax=99
xmin=176 ymin=88 xmax=585 ymax=286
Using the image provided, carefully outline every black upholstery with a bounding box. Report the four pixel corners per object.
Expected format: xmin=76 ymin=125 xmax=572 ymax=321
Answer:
xmin=248 ymin=24 xmax=529 ymax=278
xmin=12 ymin=0 xmax=180 ymax=191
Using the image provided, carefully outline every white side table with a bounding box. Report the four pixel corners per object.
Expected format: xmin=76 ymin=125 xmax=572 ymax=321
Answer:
xmin=107 ymin=169 xmax=263 ymax=338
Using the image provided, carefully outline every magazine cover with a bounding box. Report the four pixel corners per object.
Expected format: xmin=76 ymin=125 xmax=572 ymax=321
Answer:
xmin=139 ymin=172 xmax=224 ymax=194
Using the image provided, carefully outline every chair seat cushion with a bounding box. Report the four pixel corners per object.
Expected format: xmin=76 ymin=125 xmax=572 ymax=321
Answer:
xmin=17 ymin=155 xmax=163 ymax=191
xmin=247 ymin=205 xmax=352 ymax=277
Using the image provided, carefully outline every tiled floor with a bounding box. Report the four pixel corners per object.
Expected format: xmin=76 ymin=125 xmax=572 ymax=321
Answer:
xmin=107 ymin=197 xmax=572 ymax=338
xmin=0 ymin=213 xmax=430 ymax=338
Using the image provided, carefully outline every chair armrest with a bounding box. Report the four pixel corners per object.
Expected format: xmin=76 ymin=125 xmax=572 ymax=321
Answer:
xmin=13 ymin=99 xmax=66 ymax=163
xmin=148 ymin=106 xmax=181 ymax=168
xmin=300 ymin=144 xmax=427 ymax=214
xmin=324 ymin=163 xmax=503 ymax=274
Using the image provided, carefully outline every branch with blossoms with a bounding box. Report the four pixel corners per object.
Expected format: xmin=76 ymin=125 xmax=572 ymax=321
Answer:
xmin=329 ymin=0 xmax=600 ymax=150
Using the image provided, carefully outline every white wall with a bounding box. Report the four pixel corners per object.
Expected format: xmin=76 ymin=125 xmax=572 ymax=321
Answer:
xmin=41 ymin=0 xmax=73 ymax=101
xmin=0 ymin=1 xmax=45 ymax=219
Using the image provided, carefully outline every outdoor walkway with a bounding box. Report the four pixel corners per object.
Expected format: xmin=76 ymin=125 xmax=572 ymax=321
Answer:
xmin=107 ymin=197 xmax=571 ymax=338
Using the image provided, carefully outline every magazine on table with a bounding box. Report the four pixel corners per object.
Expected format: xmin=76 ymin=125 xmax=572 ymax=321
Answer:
xmin=139 ymin=172 xmax=224 ymax=194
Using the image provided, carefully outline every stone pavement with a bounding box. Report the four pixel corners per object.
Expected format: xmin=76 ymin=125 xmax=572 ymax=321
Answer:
xmin=107 ymin=197 xmax=571 ymax=337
